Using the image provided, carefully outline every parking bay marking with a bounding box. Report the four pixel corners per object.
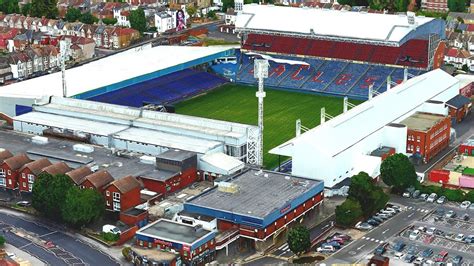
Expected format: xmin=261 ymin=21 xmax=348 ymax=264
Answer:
xmin=356 ymin=244 xmax=367 ymax=251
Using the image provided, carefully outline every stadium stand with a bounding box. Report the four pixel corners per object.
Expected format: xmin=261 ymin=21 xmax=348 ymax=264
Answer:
xmin=88 ymin=69 xmax=227 ymax=107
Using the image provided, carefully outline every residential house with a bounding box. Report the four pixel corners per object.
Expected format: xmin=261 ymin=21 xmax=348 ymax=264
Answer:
xmin=8 ymin=51 xmax=32 ymax=79
xmin=60 ymin=35 xmax=96 ymax=59
xmin=66 ymin=166 xmax=93 ymax=186
xmin=0 ymin=57 xmax=13 ymax=84
xmin=0 ymin=150 xmax=14 ymax=187
xmin=111 ymin=28 xmax=139 ymax=49
xmin=114 ymin=8 xmax=131 ymax=27
xmin=421 ymin=0 xmax=448 ymax=12
xmin=18 ymin=158 xmax=52 ymax=192
xmin=0 ymin=27 xmax=20 ymax=51
xmin=444 ymin=47 xmax=474 ymax=69
xmin=81 ymin=170 xmax=114 ymax=192
xmin=0 ymin=154 xmax=32 ymax=190
xmin=155 ymin=12 xmax=174 ymax=33
xmin=104 ymin=175 xmax=142 ymax=212
xmin=446 ymin=94 xmax=472 ymax=124
xmin=224 ymin=8 xmax=236 ymax=26
xmin=41 ymin=162 xmax=72 ymax=176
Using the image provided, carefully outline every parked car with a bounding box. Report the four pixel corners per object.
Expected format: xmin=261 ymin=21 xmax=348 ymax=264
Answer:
xmin=387 ymin=204 xmax=401 ymax=211
xmin=393 ymin=241 xmax=406 ymax=252
xmin=446 ymin=233 xmax=456 ymax=240
xmin=374 ymin=243 xmax=387 ymax=255
xmin=434 ymin=250 xmax=448 ymax=262
xmin=334 ymin=234 xmax=351 ymax=241
xmin=376 ymin=213 xmax=391 ymax=219
xmin=435 ymin=208 xmax=445 ymax=216
xmin=324 ymin=241 xmax=341 ymax=249
xmin=409 ymin=230 xmax=421 ymax=240
xmin=452 ymin=255 xmax=463 ymax=265
xmin=421 ymin=248 xmax=433 ymax=258
xmin=419 ymin=193 xmax=428 ymax=201
xmin=382 ymin=208 xmax=397 ymax=215
xmin=427 ymin=193 xmax=438 ymax=203
xmin=464 ymin=235 xmax=474 ymax=244
xmin=423 ymin=235 xmax=435 ymax=244
xmin=366 ymin=219 xmax=380 ymax=226
xmin=455 ymin=233 xmax=465 ymax=242
xmin=355 ymin=222 xmax=373 ymax=230
xmin=426 ymin=227 xmax=436 ymax=235
xmin=16 ymin=201 xmax=31 ymax=207
xmin=414 ymin=257 xmax=424 ymax=265
xmin=445 ymin=210 xmax=456 ymax=218
xmin=436 ymin=196 xmax=446 ymax=204
xmin=462 ymin=213 xmax=470 ymax=221
xmin=317 ymin=246 xmax=335 ymax=253
xmin=403 ymin=254 xmax=416 ymax=263
xmin=371 ymin=216 xmax=384 ymax=223
xmin=329 ymin=237 xmax=345 ymax=245
xmin=394 ymin=252 xmax=404 ymax=260
xmin=406 ymin=245 xmax=418 ymax=255
xmin=403 ymin=191 xmax=411 ymax=198
xmin=417 ymin=226 xmax=426 ymax=232
xmin=412 ymin=190 xmax=421 ymax=198
xmin=102 ymin=224 xmax=121 ymax=235
xmin=460 ymin=201 xmax=471 ymax=209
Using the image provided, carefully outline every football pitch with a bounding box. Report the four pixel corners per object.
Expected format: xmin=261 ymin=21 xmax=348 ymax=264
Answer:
xmin=175 ymin=84 xmax=362 ymax=169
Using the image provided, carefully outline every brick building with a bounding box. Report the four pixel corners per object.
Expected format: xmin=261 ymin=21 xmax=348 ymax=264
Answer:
xmin=41 ymin=162 xmax=72 ymax=176
xmin=81 ymin=170 xmax=114 ymax=192
xmin=400 ymin=112 xmax=451 ymax=163
xmin=66 ymin=166 xmax=93 ymax=186
xmin=103 ymin=175 xmax=142 ymax=212
xmin=446 ymin=94 xmax=471 ymax=124
xmin=138 ymin=150 xmax=197 ymax=196
xmin=0 ymin=149 xmax=14 ymax=187
xmin=0 ymin=154 xmax=32 ymax=190
xmin=18 ymin=158 xmax=52 ymax=192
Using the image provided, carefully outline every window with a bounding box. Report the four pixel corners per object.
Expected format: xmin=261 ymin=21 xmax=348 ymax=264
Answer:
xmin=0 ymin=178 xmax=5 ymax=186
xmin=113 ymin=192 xmax=120 ymax=201
xmin=0 ymin=169 xmax=4 ymax=177
xmin=22 ymin=182 xmax=26 ymax=188
xmin=28 ymin=174 xmax=35 ymax=183
xmin=106 ymin=191 xmax=110 ymax=197
xmin=8 ymin=170 xmax=11 ymax=175
xmin=8 ymin=179 xmax=11 ymax=185
xmin=22 ymin=173 xmax=25 ymax=178
xmin=148 ymin=242 xmax=152 ymax=248
xmin=113 ymin=201 xmax=120 ymax=211
xmin=416 ymin=146 xmax=420 ymax=153
xmin=28 ymin=183 xmax=33 ymax=192
xmin=416 ymin=136 xmax=421 ymax=142
xmin=106 ymin=200 xmax=110 ymax=206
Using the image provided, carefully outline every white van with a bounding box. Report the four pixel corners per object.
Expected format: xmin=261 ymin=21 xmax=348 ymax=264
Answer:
xmin=102 ymin=224 xmax=121 ymax=235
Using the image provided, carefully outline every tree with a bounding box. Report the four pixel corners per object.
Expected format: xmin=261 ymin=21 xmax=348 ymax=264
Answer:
xmin=207 ymin=10 xmax=218 ymax=20
xmin=221 ymin=0 xmax=234 ymax=12
xmin=102 ymin=17 xmax=117 ymax=25
xmin=186 ymin=6 xmax=197 ymax=18
xmin=30 ymin=0 xmax=58 ymax=18
xmin=122 ymin=247 xmax=133 ymax=262
xmin=348 ymin=172 xmax=389 ymax=216
xmin=21 ymin=3 xmax=32 ymax=16
xmin=80 ymin=12 xmax=98 ymax=25
xmin=444 ymin=189 xmax=465 ymax=202
xmin=129 ymin=8 xmax=147 ymax=33
xmin=335 ymin=198 xmax=363 ymax=226
xmin=0 ymin=235 xmax=5 ymax=246
xmin=65 ymin=7 xmax=82 ymax=22
xmin=0 ymin=0 xmax=20 ymax=14
xmin=465 ymin=190 xmax=474 ymax=202
xmin=380 ymin=153 xmax=418 ymax=192
xmin=61 ymin=187 xmax=105 ymax=228
xmin=462 ymin=64 xmax=469 ymax=72
xmin=395 ymin=0 xmax=408 ymax=11
xmin=287 ymin=225 xmax=311 ymax=255
xmin=448 ymin=0 xmax=466 ymax=12
xmin=32 ymin=173 xmax=74 ymax=219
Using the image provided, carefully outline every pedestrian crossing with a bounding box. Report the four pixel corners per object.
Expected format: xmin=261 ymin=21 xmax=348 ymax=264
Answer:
xmin=361 ymin=236 xmax=384 ymax=243
xmin=275 ymin=243 xmax=292 ymax=257
xmin=406 ymin=206 xmax=431 ymax=213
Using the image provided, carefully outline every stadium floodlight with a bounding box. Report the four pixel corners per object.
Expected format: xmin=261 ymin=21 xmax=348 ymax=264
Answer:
xmin=59 ymin=39 xmax=71 ymax=98
xmin=252 ymin=59 xmax=268 ymax=166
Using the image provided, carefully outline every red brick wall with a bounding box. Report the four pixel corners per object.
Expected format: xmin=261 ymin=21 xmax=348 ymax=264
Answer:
xmin=406 ymin=116 xmax=450 ymax=162
xmin=1 ymin=164 xmax=17 ymax=189
xmin=18 ymin=168 xmax=34 ymax=192
xmin=139 ymin=168 xmax=197 ymax=196
xmin=120 ymin=211 xmax=148 ymax=227
xmin=105 ymin=185 xmax=141 ymax=212
xmin=116 ymin=225 xmax=138 ymax=246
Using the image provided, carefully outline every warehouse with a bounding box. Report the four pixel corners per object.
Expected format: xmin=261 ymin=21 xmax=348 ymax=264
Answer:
xmin=183 ymin=168 xmax=324 ymax=251
xmin=12 ymin=97 xmax=259 ymax=170
xmin=270 ymin=69 xmax=459 ymax=188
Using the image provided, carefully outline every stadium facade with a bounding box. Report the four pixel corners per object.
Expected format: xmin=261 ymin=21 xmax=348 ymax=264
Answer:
xmin=270 ymin=69 xmax=460 ymax=188
xmin=235 ymin=5 xmax=446 ymax=100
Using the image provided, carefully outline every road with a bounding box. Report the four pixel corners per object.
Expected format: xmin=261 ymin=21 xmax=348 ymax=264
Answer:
xmin=323 ymin=198 xmax=433 ymax=264
xmin=0 ymin=209 xmax=119 ymax=266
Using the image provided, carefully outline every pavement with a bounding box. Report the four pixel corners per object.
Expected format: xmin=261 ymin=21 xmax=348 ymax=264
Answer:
xmin=4 ymin=242 xmax=47 ymax=265
xmin=0 ymin=208 xmax=119 ymax=266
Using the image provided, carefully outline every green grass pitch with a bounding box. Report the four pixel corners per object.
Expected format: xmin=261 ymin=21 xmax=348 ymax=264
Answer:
xmin=175 ymin=84 xmax=362 ymax=169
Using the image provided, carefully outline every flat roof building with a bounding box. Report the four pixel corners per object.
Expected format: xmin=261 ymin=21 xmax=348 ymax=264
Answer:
xmin=135 ymin=219 xmax=216 ymax=264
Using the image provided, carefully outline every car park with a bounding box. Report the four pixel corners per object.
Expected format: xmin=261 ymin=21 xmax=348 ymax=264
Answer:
xmin=355 ymin=222 xmax=373 ymax=230
xmin=393 ymin=241 xmax=406 ymax=252
xmin=403 ymin=254 xmax=416 ymax=263
xmin=435 ymin=250 xmax=448 ymax=262
xmin=445 ymin=210 xmax=456 ymax=218
xmin=434 ymin=208 xmax=445 ymax=216
xmin=409 ymin=230 xmax=421 ymax=240
xmin=421 ymin=248 xmax=433 ymax=258
xmin=436 ymin=196 xmax=446 ymax=204
xmin=427 ymin=193 xmax=438 ymax=203
xmin=460 ymin=201 xmax=471 ymax=209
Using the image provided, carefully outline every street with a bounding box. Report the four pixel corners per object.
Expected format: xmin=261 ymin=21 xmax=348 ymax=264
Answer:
xmin=0 ymin=209 xmax=119 ymax=266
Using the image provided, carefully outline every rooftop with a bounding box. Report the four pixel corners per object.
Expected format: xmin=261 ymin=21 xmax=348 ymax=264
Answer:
xmin=370 ymin=146 xmax=394 ymax=157
xmin=446 ymin=94 xmax=471 ymax=109
xmin=186 ymin=168 xmax=322 ymax=219
xmin=400 ymin=112 xmax=446 ymax=132
xmin=139 ymin=169 xmax=179 ymax=182
xmin=237 ymin=4 xmax=439 ymax=44
xmin=137 ymin=219 xmax=214 ymax=245
xmin=156 ymin=149 xmax=196 ymax=162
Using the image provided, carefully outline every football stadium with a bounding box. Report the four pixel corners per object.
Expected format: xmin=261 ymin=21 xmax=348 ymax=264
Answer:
xmin=0 ymin=5 xmax=447 ymax=170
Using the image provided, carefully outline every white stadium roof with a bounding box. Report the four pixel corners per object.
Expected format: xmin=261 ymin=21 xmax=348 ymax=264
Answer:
xmin=236 ymin=4 xmax=434 ymax=43
xmin=0 ymin=45 xmax=234 ymax=99
xmin=270 ymin=69 xmax=459 ymax=158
